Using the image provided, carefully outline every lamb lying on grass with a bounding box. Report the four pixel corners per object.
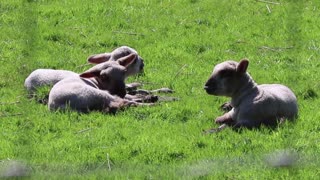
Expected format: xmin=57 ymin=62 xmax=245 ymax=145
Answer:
xmin=87 ymin=46 xmax=144 ymax=78
xmin=48 ymin=54 xmax=151 ymax=113
xmin=24 ymin=46 xmax=144 ymax=93
xmin=204 ymin=59 xmax=298 ymax=131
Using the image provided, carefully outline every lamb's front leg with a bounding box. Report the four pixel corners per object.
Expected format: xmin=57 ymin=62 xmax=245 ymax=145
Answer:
xmin=125 ymin=94 xmax=158 ymax=103
xmin=203 ymin=111 xmax=235 ymax=134
xmin=215 ymin=110 xmax=234 ymax=125
xmin=126 ymin=82 xmax=146 ymax=95
xmin=105 ymin=98 xmax=154 ymax=114
xmin=203 ymin=123 xmax=228 ymax=134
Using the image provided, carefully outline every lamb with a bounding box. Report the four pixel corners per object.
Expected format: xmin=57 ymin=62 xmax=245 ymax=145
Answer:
xmin=204 ymin=59 xmax=298 ymax=130
xmin=87 ymin=45 xmax=144 ymax=78
xmin=48 ymin=53 xmax=148 ymax=113
xmin=24 ymin=46 xmax=144 ymax=93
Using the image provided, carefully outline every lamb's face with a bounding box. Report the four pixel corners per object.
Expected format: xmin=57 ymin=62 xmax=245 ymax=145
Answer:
xmin=111 ymin=46 xmax=144 ymax=77
xmin=204 ymin=61 xmax=242 ymax=97
xmin=124 ymin=55 xmax=144 ymax=77
xmin=98 ymin=62 xmax=127 ymax=98
xmin=80 ymin=61 xmax=128 ymax=98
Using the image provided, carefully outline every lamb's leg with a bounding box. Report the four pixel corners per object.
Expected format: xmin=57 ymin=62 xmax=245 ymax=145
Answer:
xmin=125 ymin=94 xmax=158 ymax=103
xmin=131 ymin=95 xmax=158 ymax=103
xmin=215 ymin=113 xmax=234 ymax=124
xmin=203 ymin=123 xmax=228 ymax=134
xmin=126 ymin=82 xmax=142 ymax=92
xmin=150 ymin=88 xmax=174 ymax=93
xmin=279 ymin=117 xmax=286 ymax=125
xmin=105 ymin=99 xmax=154 ymax=114
xmin=203 ymin=111 xmax=234 ymax=134
xmin=122 ymin=100 xmax=155 ymax=107
xmin=126 ymin=83 xmax=144 ymax=95
xmin=129 ymin=87 xmax=174 ymax=95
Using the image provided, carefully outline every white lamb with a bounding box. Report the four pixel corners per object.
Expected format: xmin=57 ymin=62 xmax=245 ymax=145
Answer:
xmin=48 ymin=54 xmax=148 ymax=113
xmin=204 ymin=59 xmax=298 ymax=129
xmin=24 ymin=46 xmax=144 ymax=93
xmin=87 ymin=45 xmax=144 ymax=77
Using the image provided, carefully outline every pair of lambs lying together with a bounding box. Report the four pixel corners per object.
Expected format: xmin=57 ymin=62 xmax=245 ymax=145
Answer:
xmin=25 ymin=46 xmax=163 ymax=113
xmin=25 ymin=46 xmax=298 ymax=130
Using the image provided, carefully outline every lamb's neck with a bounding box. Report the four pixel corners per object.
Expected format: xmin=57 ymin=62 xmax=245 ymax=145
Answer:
xmin=93 ymin=77 xmax=106 ymax=89
xmin=231 ymin=75 xmax=258 ymax=107
xmin=93 ymin=77 xmax=114 ymax=90
xmin=82 ymin=77 xmax=100 ymax=89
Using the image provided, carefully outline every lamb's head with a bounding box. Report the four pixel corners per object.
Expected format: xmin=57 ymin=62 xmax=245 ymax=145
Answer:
xmin=80 ymin=54 xmax=137 ymax=98
xmin=111 ymin=46 xmax=144 ymax=77
xmin=87 ymin=46 xmax=144 ymax=78
xmin=204 ymin=59 xmax=250 ymax=97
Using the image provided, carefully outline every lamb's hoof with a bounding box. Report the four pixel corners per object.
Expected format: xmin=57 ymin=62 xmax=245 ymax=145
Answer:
xmin=203 ymin=124 xmax=228 ymax=134
xmin=220 ymin=102 xmax=233 ymax=112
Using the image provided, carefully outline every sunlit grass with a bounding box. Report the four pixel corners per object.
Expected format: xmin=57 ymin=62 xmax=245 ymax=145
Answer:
xmin=0 ymin=0 xmax=319 ymax=178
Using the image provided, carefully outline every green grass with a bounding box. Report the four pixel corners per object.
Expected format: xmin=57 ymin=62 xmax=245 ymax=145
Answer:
xmin=1 ymin=0 xmax=320 ymax=178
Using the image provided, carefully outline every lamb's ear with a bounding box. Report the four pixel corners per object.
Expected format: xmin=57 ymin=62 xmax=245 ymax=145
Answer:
xmin=87 ymin=53 xmax=111 ymax=64
xmin=79 ymin=70 xmax=100 ymax=78
xmin=117 ymin=53 xmax=137 ymax=68
xmin=236 ymin=59 xmax=249 ymax=74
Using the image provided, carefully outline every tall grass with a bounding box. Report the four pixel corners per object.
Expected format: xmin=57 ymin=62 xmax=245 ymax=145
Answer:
xmin=0 ymin=0 xmax=319 ymax=178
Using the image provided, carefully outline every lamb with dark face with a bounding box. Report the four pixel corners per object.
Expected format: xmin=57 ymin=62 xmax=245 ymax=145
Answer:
xmin=48 ymin=54 xmax=145 ymax=113
xmin=204 ymin=59 xmax=298 ymax=129
xmin=204 ymin=60 xmax=255 ymax=97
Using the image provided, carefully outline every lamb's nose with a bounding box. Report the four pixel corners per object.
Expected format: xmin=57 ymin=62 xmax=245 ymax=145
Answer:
xmin=204 ymin=86 xmax=209 ymax=90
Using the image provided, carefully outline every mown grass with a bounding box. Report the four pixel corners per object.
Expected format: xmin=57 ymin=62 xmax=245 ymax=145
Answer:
xmin=0 ymin=0 xmax=319 ymax=179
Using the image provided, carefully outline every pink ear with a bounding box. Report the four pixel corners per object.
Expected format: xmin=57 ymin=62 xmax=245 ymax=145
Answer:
xmin=79 ymin=71 xmax=100 ymax=78
xmin=117 ymin=53 xmax=137 ymax=67
xmin=87 ymin=53 xmax=111 ymax=64
xmin=236 ymin=59 xmax=249 ymax=74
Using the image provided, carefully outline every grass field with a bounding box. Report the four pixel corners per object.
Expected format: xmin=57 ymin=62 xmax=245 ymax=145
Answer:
xmin=0 ymin=0 xmax=319 ymax=178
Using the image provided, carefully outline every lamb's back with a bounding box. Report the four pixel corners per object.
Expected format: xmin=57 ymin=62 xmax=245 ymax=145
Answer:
xmin=256 ymin=84 xmax=298 ymax=119
xmin=48 ymin=77 xmax=113 ymax=112
xmin=25 ymin=69 xmax=78 ymax=92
